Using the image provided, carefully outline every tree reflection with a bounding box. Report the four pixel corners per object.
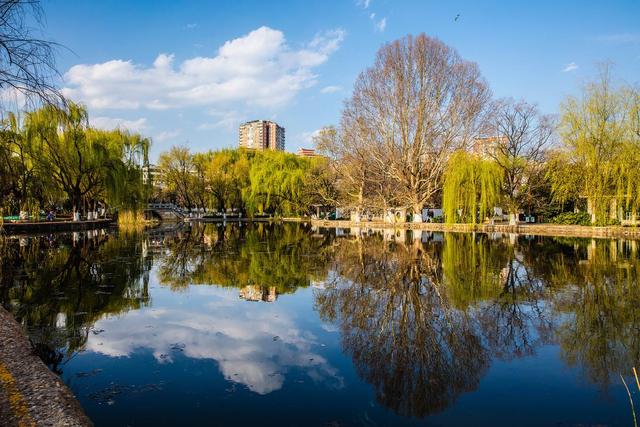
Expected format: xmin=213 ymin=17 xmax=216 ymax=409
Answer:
xmin=548 ymin=238 xmax=640 ymax=389
xmin=155 ymin=223 xmax=333 ymax=297
xmin=316 ymin=230 xmax=640 ymax=417
xmin=0 ymin=230 xmax=150 ymax=371
xmin=315 ymin=233 xmax=490 ymax=417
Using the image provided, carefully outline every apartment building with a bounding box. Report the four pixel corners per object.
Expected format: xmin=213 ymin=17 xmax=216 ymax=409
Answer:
xmin=238 ymin=120 xmax=285 ymax=151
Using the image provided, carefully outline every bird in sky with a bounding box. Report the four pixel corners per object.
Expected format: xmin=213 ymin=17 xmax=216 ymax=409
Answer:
xmin=454 ymin=13 xmax=460 ymax=21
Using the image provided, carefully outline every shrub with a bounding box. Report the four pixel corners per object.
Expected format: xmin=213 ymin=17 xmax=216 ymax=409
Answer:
xmin=549 ymin=212 xmax=592 ymax=226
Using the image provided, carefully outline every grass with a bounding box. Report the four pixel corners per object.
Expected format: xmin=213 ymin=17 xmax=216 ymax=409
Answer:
xmin=117 ymin=210 xmax=156 ymax=231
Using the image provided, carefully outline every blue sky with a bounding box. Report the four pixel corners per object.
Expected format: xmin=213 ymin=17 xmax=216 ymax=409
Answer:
xmin=40 ymin=0 xmax=640 ymax=160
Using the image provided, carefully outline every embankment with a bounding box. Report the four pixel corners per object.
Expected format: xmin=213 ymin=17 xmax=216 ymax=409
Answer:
xmin=0 ymin=307 xmax=92 ymax=426
xmin=304 ymin=219 xmax=640 ymax=239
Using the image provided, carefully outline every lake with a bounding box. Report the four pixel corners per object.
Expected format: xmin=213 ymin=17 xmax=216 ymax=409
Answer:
xmin=1 ymin=223 xmax=638 ymax=426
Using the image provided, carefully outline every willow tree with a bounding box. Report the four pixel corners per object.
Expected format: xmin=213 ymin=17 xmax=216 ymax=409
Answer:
xmin=205 ymin=149 xmax=250 ymax=212
xmin=98 ymin=129 xmax=150 ymax=213
xmin=340 ymin=34 xmax=491 ymax=222
xmin=17 ymin=103 xmax=150 ymax=216
xmin=26 ymin=103 xmax=107 ymax=214
xmin=443 ymin=151 xmax=502 ymax=224
xmin=0 ymin=112 xmax=60 ymax=213
xmin=550 ymin=68 xmax=640 ymax=224
xmin=246 ymin=151 xmax=312 ymax=216
xmin=0 ymin=0 xmax=63 ymax=106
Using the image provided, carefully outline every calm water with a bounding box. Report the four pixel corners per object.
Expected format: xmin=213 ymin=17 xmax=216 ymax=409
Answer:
xmin=1 ymin=223 xmax=639 ymax=426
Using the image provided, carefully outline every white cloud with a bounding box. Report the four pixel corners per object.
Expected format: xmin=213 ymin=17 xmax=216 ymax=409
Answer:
xmin=367 ymin=11 xmax=386 ymax=32
xmin=154 ymin=130 xmax=180 ymax=142
xmin=562 ymin=62 xmax=578 ymax=73
xmin=62 ymin=26 xmax=346 ymax=111
xmin=320 ymin=85 xmax=342 ymax=94
xmin=185 ymin=23 xmax=198 ymax=30
xmin=91 ymin=116 xmax=148 ymax=133
xmin=356 ymin=0 xmax=371 ymax=8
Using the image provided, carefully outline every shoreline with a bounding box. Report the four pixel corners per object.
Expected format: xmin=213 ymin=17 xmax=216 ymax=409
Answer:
xmin=1 ymin=219 xmax=114 ymax=235
xmin=298 ymin=219 xmax=640 ymax=239
xmin=0 ymin=307 xmax=92 ymax=426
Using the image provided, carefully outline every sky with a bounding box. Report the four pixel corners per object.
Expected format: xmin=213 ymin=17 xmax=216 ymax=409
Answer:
xmin=35 ymin=0 xmax=640 ymax=160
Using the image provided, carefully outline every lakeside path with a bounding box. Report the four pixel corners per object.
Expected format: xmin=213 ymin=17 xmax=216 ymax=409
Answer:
xmin=0 ymin=307 xmax=92 ymax=427
xmin=292 ymin=219 xmax=640 ymax=240
xmin=1 ymin=219 xmax=113 ymax=235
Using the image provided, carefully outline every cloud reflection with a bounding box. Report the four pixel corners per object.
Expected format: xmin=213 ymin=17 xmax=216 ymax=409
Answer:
xmin=86 ymin=287 xmax=342 ymax=394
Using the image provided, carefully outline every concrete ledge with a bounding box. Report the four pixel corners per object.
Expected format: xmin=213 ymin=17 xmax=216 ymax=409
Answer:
xmin=1 ymin=219 xmax=113 ymax=235
xmin=303 ymin=219 xmax=640 ymax=239
xmin=0 ymin=307 xmax=92 ymax=426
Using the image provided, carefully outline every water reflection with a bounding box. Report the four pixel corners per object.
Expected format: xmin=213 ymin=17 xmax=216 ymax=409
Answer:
xmin=1 ymin=225 xmax=639 ymax=424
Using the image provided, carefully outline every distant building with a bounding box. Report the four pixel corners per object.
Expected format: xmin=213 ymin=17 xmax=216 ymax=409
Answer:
xmin=471 ymin=136 xmax=507 ymax=159
xmin=142 ymin=164 xmax=163 ymax=188
xmin=238 ymin=120 xmax=285 ymax=151
xmin=296 ymin=148 xmax=317 ymax=157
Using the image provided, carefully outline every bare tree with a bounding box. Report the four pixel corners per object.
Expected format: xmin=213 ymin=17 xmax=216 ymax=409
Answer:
xmin=314 ymin=124 xmax=377 ymax=217
xmin=0 ymin=0 xmax=62 ymax=106
xmin=342 ymin=34 xmax=491 ymax=221
xmin=487 ymin=99 xmax=556 ymax=224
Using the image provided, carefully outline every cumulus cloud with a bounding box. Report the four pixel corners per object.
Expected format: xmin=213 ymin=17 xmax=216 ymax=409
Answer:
xmin=320 ymin=85 xmax=342 ymax=94
xmin=356 ymin=0 xmax=371 ymax=8
xmin=562 ymin=62 xmax=578 ymax=72
xmin=91 ymin=116 xmax=148 ymax=132
xmin=62 ymin=26 xmax=346 ymax=111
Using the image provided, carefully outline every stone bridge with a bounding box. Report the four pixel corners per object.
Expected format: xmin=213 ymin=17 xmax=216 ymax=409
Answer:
xmin=145 ymin=203 xmax=186 ymax=221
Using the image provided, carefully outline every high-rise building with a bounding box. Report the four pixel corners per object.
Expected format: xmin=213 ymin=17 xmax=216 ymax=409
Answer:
xmin=238 ymin=120 xmax=285 ymax=151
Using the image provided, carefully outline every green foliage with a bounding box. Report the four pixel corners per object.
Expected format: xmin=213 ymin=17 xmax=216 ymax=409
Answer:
xmin=549 ymin=69 xmax=640 ymax=224
xmin=443 ymin=151 xmax=503 ymax=224
xmin=0 ymin=103 xmax=150 ymax=214
xmin=549 ymin=212 xmax=592 ymax=226
xmin=155 ymin=148 xmax=325 ymax=216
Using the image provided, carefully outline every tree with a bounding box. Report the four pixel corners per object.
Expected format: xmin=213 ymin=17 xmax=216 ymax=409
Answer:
xmin=549 ymin=67 xmax=640 ymax=224
xmin=442 ymin=151 xmax=503 ymax=224
xmin=314 ymin=125 xmax=376 ymax=215
xmin=247 ymin=151 xmax=312 ymax=216
xmin=339 ymin=34 xmax=491 ymax=221
xmin=0 ymin=103 xmax=150 ymax=216
xmin=157 ymin=146 xmax=195 ymax=208
xmin=192 ymin=151 xmax=213 ymax=210
xmin=0 ymin=0 xmax=63 ymax=106
xmin=487 ymin=100 xmax=555 ymax=224
xmin=26 ymin=103 xmax=109 ymax=214
xmin=205 ymin=149 xmax=250 ymax=212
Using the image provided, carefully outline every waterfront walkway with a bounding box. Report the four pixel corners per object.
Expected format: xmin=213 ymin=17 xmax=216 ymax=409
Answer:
xmin=1 ymin=219 xmax=113 ymax=235
xmin=0 ymin=307 xmax=92 ymax=426
xmin=305 ymin=219 xmax=640 ymax=239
